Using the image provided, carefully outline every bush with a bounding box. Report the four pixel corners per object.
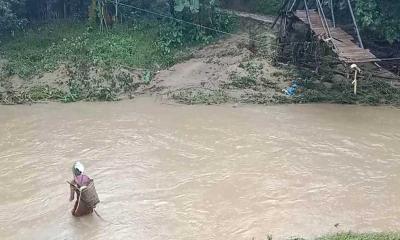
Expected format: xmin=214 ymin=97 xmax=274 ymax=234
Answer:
xmin=220 ymin=0 xmax=281 ymax=15
xmin=0 ymin=21 xmax=168 ymax=78
xmin=0 ymin=0 xmax=27 ymax=33
xmin=317 ymin=232 xmax=400 ymax=240
xmin=255 ymin=0 xmax=281 ymax=15
xmin=158 ymin=10 xmax=238 ymax=55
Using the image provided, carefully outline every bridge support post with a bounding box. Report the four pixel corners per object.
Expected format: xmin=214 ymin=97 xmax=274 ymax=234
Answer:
xmin=304 ymin=0 xmax=312 ymax=29
xmin=351 ymin=64 xmax=361 ymax=95
xmin=347 ymin=0 xmax=364 ymax=49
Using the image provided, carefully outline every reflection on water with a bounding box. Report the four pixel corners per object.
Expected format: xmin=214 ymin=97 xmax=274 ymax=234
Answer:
xmin=0 ymin=98 xmax=399 ymax=240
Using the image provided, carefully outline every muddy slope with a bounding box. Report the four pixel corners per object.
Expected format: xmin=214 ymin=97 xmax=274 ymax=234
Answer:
xmin=140 ymin=32 xmax=292 ymax=104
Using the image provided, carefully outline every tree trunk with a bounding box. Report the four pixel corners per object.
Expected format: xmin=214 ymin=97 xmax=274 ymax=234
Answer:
xmin=168 ymin=0 xmax=175 ymax=17
xmin=64 ymin=0 xmax=67 ymax=18
xmin=115 ymin=0 xmax=118 ymax=24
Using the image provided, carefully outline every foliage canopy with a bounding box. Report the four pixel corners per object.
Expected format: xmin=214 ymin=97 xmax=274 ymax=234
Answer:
xmin=1 ymin=0 xmax=399 ymax=43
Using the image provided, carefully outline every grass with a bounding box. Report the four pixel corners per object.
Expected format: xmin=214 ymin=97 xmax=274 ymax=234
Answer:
xmin=169 ymin=89 xmax=230 ymax=105
xmin=263 ymin=232 xmax=400 ymax=240
xmin=0 ymin=20 xmax=171 ymax=104
xmin=0 ymin=20 xmax=170 ymax=78
xmin=0 ymin=20 xmax=195 ymax=104
xmin=316 ymin=232 xmax=400 ymax=240
xmin=0 ymin=13 xmax=238 ymax=104
xmin=290 ymin=69 xmax=400 ymax=106
xmin=1 ymin=15 xmax=398 ymax=106
xmin=221 ymin=0 xmax=281 ymax=15
xmin=255 ymin=0 xmax=281 ymax=15
xmin=0 ymin=20 xmax=175 ymax=104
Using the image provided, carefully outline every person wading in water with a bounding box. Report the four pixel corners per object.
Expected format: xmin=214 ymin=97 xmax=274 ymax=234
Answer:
xmin=69 ymin=161 xmax=99 ymax=217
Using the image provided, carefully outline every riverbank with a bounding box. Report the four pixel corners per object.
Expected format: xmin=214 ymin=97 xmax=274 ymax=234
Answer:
xmin=1 ymin=20 xmax=399 ymax=106
xmin=279 ymin=232 xmax=400 ymax=240
xmin=0 ymin=21 xmax=175 ymax=104
xmin=316 ymin=233 xmax=400 ymax=240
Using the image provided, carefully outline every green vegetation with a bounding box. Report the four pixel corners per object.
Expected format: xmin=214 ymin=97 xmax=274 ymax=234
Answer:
xmin=0 ymin=22 xmax=167 ymax=78
xmin=0 ymin=0 xmax=238 ymax=104
xmin=220 ymin=0 xmax=400 ymax=43
xmin=227 ymin=62 xmax=267 ymax=90
xmin=255 ymin=0 xmax=281 ymax=15
xmin=0 ymin=21 xmax=171 ymax=104
xmin=316 ymin=232 xmax=400 ymax=240
xmin=0 ymin=20 xmax=232 ymax=104
xmin=220 ymin=0 xmax=281 ymax=15
xmin=169 ymin=89 xmax=229 ymax=105
xmin=240 ymin=62 xmax=400 ymax=106
xmin=354 ymin=0 xmax=400 ymax=43
xmin=286 ymin=51 xmax=400 ymax=106
xmin=264 ymin=232 xmax=400 ymax=240
xmin=0 ymin=0 xmax=27 ymax=33
xmin=295 ymin=77 xmax=400 ymax=106
xmin=0 ymin=0 xmax=399 ymax=106
xmin=2 ymin=0 xmax=400 ymax=43
xmin=158 ymin=10 xmax=238 ymax=55
xmin=0 ymin=0 xmax=238 ymax=79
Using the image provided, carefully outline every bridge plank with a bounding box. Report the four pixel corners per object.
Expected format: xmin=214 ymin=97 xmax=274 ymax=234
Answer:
xmin=294 ymin=10 xmax=380 ymax=63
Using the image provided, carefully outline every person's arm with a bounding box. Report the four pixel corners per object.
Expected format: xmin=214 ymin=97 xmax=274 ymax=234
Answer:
xmin=69 ymin=180 xmax=76 ymax=201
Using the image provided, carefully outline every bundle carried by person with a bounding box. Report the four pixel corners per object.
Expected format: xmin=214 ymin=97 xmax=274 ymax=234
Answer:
xmin=79 ymin=179 xmax=100 ymax=209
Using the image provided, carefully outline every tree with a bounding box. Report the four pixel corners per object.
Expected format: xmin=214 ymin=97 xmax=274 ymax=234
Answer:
xmin=173 ymin=0 xmax=219 ymax=27
xmin=353 ymin=0 xmax=400 ymax=43
xmin=168 ymin=0 xmax=175 ymax=16
xmin=0 ymin=0 xmax=26 ymax=33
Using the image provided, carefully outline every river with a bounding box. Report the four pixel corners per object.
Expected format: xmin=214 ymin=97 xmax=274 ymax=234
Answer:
xmin=0 ymin=98 xmax=399 ymax=240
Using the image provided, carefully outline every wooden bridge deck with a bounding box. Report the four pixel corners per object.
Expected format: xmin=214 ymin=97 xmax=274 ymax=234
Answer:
xmin=294 ymin=10 xmax=379 ymax=63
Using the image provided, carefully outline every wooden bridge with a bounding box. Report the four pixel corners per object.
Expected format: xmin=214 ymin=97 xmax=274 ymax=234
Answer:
xmin=294 ymin=10 xmax=379 ymax=63
xmin=273 ymin=0 xmax=380 ymax=64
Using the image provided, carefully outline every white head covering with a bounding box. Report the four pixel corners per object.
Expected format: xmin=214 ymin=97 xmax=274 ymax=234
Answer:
xmin=72 ymin=161 xmax=85 ymax=176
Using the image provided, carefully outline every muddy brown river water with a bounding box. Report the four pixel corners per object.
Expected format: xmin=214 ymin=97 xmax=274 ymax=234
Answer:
xmin=0 ymin=98 xmax=399 ymax=240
